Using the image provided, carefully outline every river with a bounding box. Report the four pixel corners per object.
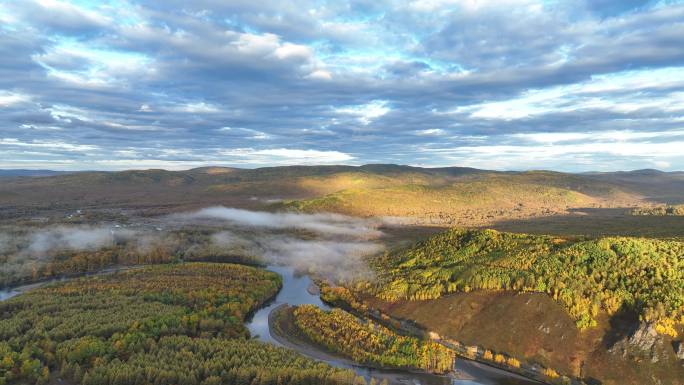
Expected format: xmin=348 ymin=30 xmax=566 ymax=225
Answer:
xmin=0 ymin=264 xmax=541 ymax=385
xmin=246 ymin=265 xmax=542 ymax=385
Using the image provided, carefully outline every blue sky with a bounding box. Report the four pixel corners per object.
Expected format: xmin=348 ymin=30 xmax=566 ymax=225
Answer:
xmin=1 ymin=0 xmax=684 ymax=171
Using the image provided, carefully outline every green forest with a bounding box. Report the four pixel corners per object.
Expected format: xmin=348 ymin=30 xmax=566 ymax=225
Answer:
xmin=371 ymin=229 xmax=684 ymax=333
xmin=0 ymin=263 xmax=366 ymax=385
xmin=290 ymin=305 xmax=454 ymax=373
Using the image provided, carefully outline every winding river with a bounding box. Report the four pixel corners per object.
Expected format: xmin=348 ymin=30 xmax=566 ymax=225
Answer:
xmin=0 ymin=264 xmax=541 ymax=385
xmin=246 ymin=265 xmax=542 ymax=385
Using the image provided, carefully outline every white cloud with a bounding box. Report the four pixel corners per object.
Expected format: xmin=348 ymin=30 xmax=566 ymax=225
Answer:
xmin=274 ymin=43 xmax=312 ymax=61
xmin=415 ymin=128 xmax=446 ymax=136
xmin=334 ymin=100 xmax=390 ymax=125
xmin=307 ymin=69 xmax=333 ymax=80
xmin=0 ymin=138 xmax=99 ymax=152
xmin=451 ymin=67 xmax=684 ymax=120
xmin=33 ymin=0 xmax=111 ymax=27
xmin=219 ymin=148 xmax=354 ymax=165
xmin=33 ymin=41 xmax=154 ymax=88
xmin=514 ymin=129 xmax=684 ymax=144
xmin=172 ymin=102 xmax=221 ymax=113
xmin=422 ymin=138 xmax=684 ymax=171
xmin=0 ymin=91 xmax=30 ymax=107
xmin=231 ymin=32 xmax=280 ymax=56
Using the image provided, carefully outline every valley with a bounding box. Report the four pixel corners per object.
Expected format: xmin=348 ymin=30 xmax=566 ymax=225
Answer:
xmin=5 ymin=1 xmax=684 ymax=384
xmin=1 ymin=165 xmax=683 ymax=385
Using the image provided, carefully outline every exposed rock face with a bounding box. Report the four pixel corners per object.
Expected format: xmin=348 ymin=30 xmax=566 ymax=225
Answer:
xmin=610 ymin=323 xmax=665 ymax=363
xmin=676 ymin=341 xmax=684 ymax=360
xmin=628 ymin=323 xmax=659 ymax=353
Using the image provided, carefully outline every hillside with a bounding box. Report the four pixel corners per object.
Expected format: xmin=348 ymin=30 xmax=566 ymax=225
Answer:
xmin=357 ymin=228 xmax=684 ymax=384
xmin=3 ymin=165 xmax=681 ymax=228
xmin=371 ymin=229 xmax=684 ymax=331
xmin=0 ymin=169 xmax=71 ymax=178
xmin=284 ymin=175 xmax=606 ymax=223
xmin=585 ymin=170 xmax=684 ymax=204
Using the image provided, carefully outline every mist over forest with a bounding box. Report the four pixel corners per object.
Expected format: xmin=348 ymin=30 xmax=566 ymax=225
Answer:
xmin=0 ymin=207 xmax=387 ymax=286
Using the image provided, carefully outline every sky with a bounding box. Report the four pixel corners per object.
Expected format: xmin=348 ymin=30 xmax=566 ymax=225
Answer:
xmin=1 ymin=0 xmax=684 ymax=172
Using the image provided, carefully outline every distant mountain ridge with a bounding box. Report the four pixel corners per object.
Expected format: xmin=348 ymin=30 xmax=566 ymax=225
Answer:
xmin=0 ymin=169 xmax=73 ymax=177
xmin=2 ymin=165 xmax=682 ymax=177
xmin=1 ymin=164 xmax=683 ymax=223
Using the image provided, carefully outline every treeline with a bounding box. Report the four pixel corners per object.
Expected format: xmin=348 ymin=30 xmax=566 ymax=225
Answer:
xmin=291 ymin=305 xmax=454 ymax=373
xmin=0 ymin=263 xmax=367 ymax=385
xmin=632 ymin=205 xmax=684 ymax=216
xmin=371 ymin=229 xmax=684 ymax=333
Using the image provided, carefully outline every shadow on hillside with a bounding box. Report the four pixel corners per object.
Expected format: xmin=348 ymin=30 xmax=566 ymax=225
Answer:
xmin=601 ymin=304 xmax=640 ymax=350
xmin=489 ymin=207 xmax=684 ymax=238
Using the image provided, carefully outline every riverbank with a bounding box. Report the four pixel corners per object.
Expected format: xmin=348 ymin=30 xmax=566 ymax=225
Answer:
xmin=0 ymin=265 xmax=144 ymax=301
xmin=269 ymin=303 xmax=458 ymax=385
xmin=269 ymin=301 xmax=545 ymax=385
xmin=2 ymin=261 xmax=560 ymax=385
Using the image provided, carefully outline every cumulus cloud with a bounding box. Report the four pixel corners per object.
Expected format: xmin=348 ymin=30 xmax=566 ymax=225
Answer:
xmin=1 ymin=0 xmax=684 ymax=171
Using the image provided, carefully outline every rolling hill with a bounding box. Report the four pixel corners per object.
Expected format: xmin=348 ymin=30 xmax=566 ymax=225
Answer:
xmin=359 ymin=228 xmax=684 ymax=385
xmin=1 ymin=164 xmax=682 ymax=229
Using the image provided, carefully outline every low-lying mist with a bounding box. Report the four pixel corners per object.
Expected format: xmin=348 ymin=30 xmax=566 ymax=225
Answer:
xmin=0 ymin=207 xmax=386 ymax=287
xmin=175 ymin=207 xmax=383 ymax=239
xmin=27 ymin=226 xmax=137 ymax=254
xmin=179 ymin=207 xmax=385 ymax=280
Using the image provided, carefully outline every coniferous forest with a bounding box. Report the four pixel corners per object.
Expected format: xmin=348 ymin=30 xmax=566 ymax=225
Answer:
xmin=290 ymin=305 xmax=454 ymax=373
xmin=0 ymin=263 xmax=364 ymax=385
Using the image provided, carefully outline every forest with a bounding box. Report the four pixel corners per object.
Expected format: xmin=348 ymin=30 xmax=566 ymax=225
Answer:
xmin=0 ymin=263 xmax=367 ymax=385
xmin=0 ymin=228 xmax=262 ymax=288
xmin=370 ymin=229 xmax=684 ymax=333
xmin=289 ymin=305 xmax=454 ymax=373
xmin=632 ymin=205 xmax=684 ymax=216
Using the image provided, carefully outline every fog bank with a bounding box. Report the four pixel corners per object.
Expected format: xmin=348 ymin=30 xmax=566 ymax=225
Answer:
xmin=177 ymin=206 xmax=382 ymax=238
xmin=1 ymin=207 xmax=385 ymax=285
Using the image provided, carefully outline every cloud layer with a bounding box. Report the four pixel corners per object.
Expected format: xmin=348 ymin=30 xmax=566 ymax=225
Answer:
xmin=1 ymin=0 xmax=684 ymax=171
